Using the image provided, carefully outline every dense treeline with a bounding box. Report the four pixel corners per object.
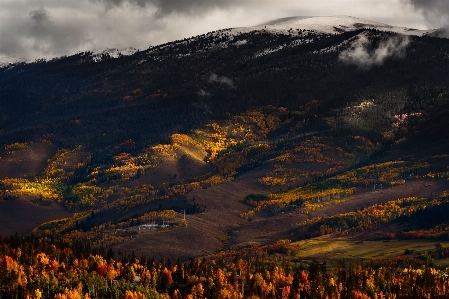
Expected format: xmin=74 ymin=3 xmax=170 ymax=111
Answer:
xmin=1 ymin=236 xmax=449 ymax=299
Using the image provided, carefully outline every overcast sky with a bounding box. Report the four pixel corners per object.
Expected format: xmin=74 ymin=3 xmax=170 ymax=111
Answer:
xmin=0 ymin=0 xmax=446 ymax=63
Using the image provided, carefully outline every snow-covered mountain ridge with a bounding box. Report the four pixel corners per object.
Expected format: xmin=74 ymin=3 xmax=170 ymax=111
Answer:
xmin=0 ymin=16 xmax=437 ymax=66
xmin=234 ymin=16 xmax=434 ymax=36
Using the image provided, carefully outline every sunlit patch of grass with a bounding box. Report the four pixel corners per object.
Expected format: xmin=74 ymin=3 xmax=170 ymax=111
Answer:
xmin=295 ymin=239 xmax=449 ymax=261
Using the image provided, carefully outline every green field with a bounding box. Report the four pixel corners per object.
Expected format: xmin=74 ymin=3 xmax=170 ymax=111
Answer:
xmin=295 ymin=238 xmax=449 ymax=261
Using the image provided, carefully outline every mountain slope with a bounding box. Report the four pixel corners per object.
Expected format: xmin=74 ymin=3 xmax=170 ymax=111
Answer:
xmin=0 ymin=16 xmax=449 ymax=261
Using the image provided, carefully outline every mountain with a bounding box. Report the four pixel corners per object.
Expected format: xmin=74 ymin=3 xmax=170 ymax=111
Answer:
xmin=1 ymin=16 xmax=449 ymax=265
xmin=245 ymin=15 xmax=435 ymax=36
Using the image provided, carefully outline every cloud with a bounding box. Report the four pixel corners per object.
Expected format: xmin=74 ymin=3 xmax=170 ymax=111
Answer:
xmin=339 ymin=34 xmax=410 ymax=69
xmin=405 ymin=0 xmax=449 ymax=36
xmin=0 ymin=1 xmax=163 ymax=62
xmin=0 ymin=4 xmax=90 ymax=61
xmin=29 ymin=7 xmax=50 ymax=23
xmin=209 ymin=73 xmax=235 ymax=89
xmin=0 ymin=0 xmax=429 ymax=63
xmin=90 ymin=0 xmax=241 ymax=16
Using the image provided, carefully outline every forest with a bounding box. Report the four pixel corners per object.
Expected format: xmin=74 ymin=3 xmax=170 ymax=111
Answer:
xmin=1 ymin=236 xmax=449 ymax=299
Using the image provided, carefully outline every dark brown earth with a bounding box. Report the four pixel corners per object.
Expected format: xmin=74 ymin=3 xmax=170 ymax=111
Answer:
xmin=0 ymin=142 xmax=57 ymax=179
xmin=0 ymin=195 xmax=71 ymax=236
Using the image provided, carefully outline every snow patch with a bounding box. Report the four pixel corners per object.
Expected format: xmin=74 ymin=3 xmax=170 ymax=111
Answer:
xmin=254 ymin=45 xmax=285 ymax=58
xmin=91 ymin=47 xmax=138 ymax=62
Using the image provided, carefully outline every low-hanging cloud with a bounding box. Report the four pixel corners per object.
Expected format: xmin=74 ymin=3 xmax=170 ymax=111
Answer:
xmin=405 ymin=0 xmax=449 ymax=37
xmin=197 ymin=89 xmax=211 ymax=96
xmin=209 ymin=73 xmax=235 ymax=89
xmin=339 ymin=34 xmax=410 ymax=69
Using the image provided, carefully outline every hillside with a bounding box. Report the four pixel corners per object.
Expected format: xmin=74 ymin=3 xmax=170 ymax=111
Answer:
xmin=1 ymin=15 xmax=449 ymax=269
